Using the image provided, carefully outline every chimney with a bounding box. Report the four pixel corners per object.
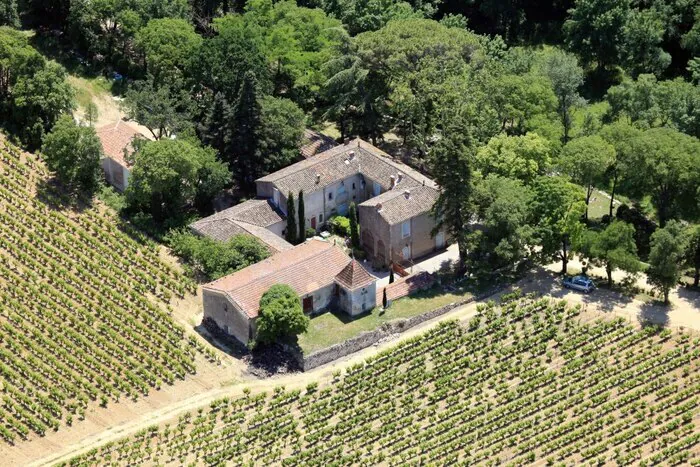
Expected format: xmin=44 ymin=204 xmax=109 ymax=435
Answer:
xmin=390 ymin=175 xmax=396 ymax=189
xmin=404 ymin=189 xmax=411 ymax=200
xmin=397 ymin=172 xmax=403 ymax=184
xmin=348 ymin=150 xmax=355 ymax=160
xmin=344 ymin=137 xmax=351 ymax=146
xmin=315 ymin=173 xmax=321 ymax=184
xmin=357 ymin=140 xmax=361 ymax=147
xmin=376 ymin=203 xmax=383 ymax=212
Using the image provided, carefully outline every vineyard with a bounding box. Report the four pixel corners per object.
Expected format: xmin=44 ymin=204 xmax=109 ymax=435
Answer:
xmin=0 ymin=139 xmax=215 ymax=445
xmin=63 ymin=291 xmax=700 ymax=466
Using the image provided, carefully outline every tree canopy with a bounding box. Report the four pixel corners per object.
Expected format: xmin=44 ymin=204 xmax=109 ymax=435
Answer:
xmin=126 ymin=139 xmax=231 ymax=222
xmin=256 ymin=284 xmax=309 ymax=346
xmin=41 ymin=115 xmax=103 ymax=194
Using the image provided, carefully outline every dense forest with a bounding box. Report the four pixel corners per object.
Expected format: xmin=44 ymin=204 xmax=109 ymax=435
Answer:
xmin=0 ymin=0 xmax=699 ymax=297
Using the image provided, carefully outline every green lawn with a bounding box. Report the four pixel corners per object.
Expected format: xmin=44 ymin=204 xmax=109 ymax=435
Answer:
xmin=588 ymin=189 xmax=615 ymax=219
xmin=298 ymin=285 xmax=474 ymax=354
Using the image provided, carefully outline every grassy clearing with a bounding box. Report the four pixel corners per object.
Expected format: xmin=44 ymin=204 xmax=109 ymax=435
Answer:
xmin=298 ymin=284 xmax=474 ymax=354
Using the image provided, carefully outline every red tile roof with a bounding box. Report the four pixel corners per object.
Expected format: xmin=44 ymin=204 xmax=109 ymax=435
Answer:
xmin=335 ymin=260 xmax=375 ymax=290
xmin=95 ymin=121 xmax=144 ymax=167
xmin=203 ymin=240 xmax=356 ymax=318
xmin=300 ymin=129 xmax=337 ymax=159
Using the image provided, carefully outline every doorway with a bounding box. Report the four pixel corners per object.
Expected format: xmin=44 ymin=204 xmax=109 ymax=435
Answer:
xmin=303 ymin=296 xmax=314 ymax=313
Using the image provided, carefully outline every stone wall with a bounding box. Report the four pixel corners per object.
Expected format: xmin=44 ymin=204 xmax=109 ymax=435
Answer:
xmin=296 ymin=286 xmax=502 ymax=371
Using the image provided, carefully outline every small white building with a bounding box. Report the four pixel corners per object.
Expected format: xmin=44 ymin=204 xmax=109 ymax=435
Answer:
xmin=95 ymin=121 xmax=146 ymax=192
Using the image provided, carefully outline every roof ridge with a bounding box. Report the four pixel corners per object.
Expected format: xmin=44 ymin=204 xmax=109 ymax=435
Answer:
xmin=211 ymin=240 xmax=333 ymax=293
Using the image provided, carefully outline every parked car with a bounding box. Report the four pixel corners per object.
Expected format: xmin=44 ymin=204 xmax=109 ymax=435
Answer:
xmin=562 ymin=275 xmax=596 ymax=293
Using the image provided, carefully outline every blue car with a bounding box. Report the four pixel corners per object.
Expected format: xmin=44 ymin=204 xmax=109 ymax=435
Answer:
xmin=562 ymin=275 xmax=596 ymax=293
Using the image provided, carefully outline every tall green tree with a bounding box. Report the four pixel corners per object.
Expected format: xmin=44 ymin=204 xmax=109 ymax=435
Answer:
xmin=470 ymin=175 xmax=535 ymax=269
xmin=564 ymin=0 xmax=630 ymax=69
xmin=429 ymin=121 xmax=475 ymax=272
xmin=135 ymin=18 xmax=203 ymax=85
xmin=627 ymin=128 xmax=700 ymax=226
xmin=531 ymin=176 xmax=587 ymax=274
xmin=298 ymin=190 xmax=306 ymax=242
xmin=256 ymin=284 xmax=309 ymax=346
xmin=192 ymin=14 xmax=270 ymax=102
xmin=41 ymin=116 xmax=103 ymax=194
xmin=683 ymin=225 xmax=700 ymax=288
xmin=349 ymin=202 xmax=360 ymax=249
xmin=540 ymin=49 xmax=585 ymax=142
xmin=286 ymin=192 xmax=297 ymax=244
xmin=256 ymin=96 xmax=305 ymax=176
xmin=559 ymin=135 xmax=616 ymax=220
xmin=647 ymin=221 xmax=685 ymax=304
xmin=229 ymin=70 xmax=262 ymax=186
xmin=126 ymin=139 xmax=231 ymax=222
xmin=599 ymin=121 xmax=642 ymax=217
xmin=621 ymin=9 xmax=671 ymax=77
xmin=579 ymin=220 xmax=640 ymax=286
xmin=122 ymin=75 xmax=194 ymax=140
xmin=244 ymin=0 xmax=344 ymax=107
xmin=475 ymin=133 xmax=553 ymax=185
xmin=10 ymin=61 xmax=75 ymax=149
xmin=0 ymin=0 xmax=20 ymax=27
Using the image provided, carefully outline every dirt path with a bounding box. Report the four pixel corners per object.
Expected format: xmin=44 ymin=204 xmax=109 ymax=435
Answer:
xmin=10 ymin=267 xmax=700 ymax=466
xmin=24 ymin=298 xmax=490 ymax=466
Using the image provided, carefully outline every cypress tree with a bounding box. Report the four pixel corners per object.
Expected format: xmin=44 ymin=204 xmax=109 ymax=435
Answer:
xmin=382 ymin=288 xmax=388 ymax=309
xmin=229 ymin=71 xmax=261 ymax=188
xmin=286 ymin=192 xmax=297 ymax=244
xmin=349 ymin=202 xmax=360 ymax=249
xmin=298 ymin=190 xmax=306 ymax=242
xmin=389 ymin=264 xmax=395 ymax=284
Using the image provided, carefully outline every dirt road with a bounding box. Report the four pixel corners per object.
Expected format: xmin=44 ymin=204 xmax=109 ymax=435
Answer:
xmin=9 ymin=266 xmax=700 ymax=466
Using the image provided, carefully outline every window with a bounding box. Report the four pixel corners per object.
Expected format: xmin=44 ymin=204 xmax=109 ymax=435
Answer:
xmin=328 ymin=192 xmax=333 ymax=201
xmin=319 ymin=214 xmax=323 ymax=223
xmin=352 ymin=182 xmax=356 ymax=190
xmin=402 ymin=221 xmax=411 ymax=238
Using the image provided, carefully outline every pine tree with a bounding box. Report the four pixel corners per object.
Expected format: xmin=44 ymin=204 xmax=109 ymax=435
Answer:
xmin=286 ymin=192 xmax=297 ymax=244
xmin=349 ymin=202 xmax=360 ymax=249
xmin=229 ymin=71 xmax=261 ymax=188
xmin=0 ymin=0 xmax=20 ymax=27
xmin=200 ymin=92 xmax=232 ymax=159
xmin=298 ymin=190 xmax=306 ymax=242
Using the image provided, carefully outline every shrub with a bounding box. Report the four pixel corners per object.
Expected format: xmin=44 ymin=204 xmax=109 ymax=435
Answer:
xmin=166 ymin=230 xmax=269 ymax=280
xmin=329 ymin=215 xmax=350 ymax=236
xmin=305 ymin=227 xmax=316 ymax=239
xmin=255 ymin=284 xmax=309 ymax=346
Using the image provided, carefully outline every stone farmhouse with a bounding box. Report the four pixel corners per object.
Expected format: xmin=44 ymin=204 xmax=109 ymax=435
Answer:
xmin=202 ymin=239 xmax=377 ymax=345
xmin=255 ymin=138 xmax=446 ymax=267
xmin=95 ymin=121 xmax=147 ymax=192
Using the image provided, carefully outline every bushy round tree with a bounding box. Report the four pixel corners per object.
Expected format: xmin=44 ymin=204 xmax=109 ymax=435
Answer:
xmin=41 ymin=115 xmax=102 ymax=194
xmin=255 ymin=284 xmax=309 ymax=346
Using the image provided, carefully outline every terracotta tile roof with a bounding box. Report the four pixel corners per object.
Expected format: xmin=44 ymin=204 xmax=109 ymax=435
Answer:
xmin=378 ymin=271 xmax=436 ymax=304
xmin=300 ymin=129 xmax=337 ymax=159
xmin=257 ymin=139 xmax=436 ymax=196
xmin=95 ymin=121 xmax=144 ymax=167
xmin=203 ymin=240 xmax=355 ymax=318
xmin=359 ymin=185 xmax=439 ymax=225
xmin=335 ymin=260 xmax=375 ymax=290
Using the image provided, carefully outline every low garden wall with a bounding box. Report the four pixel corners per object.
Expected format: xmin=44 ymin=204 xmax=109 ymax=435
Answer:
xmin=294 ymin=286 xmax=504 ymax=371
